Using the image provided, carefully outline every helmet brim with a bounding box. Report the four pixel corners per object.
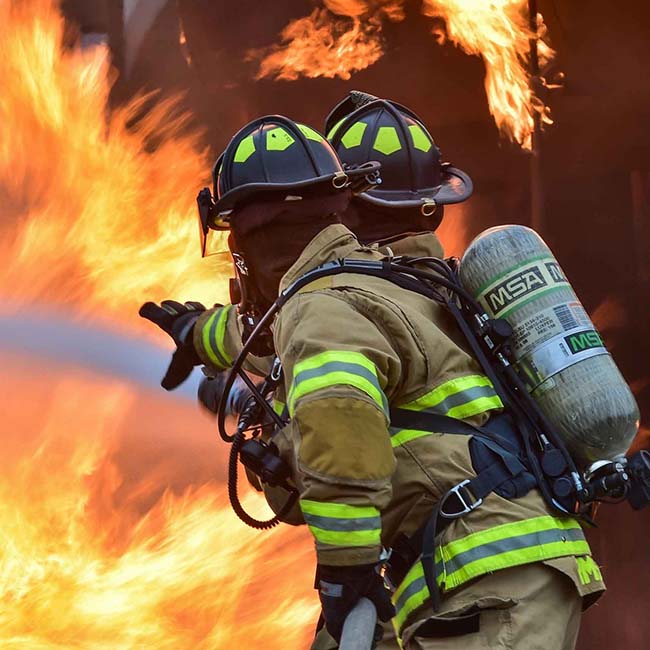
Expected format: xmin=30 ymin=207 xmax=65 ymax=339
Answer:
xmin=359 ymin=165 xmax=473 ymax=209
xmin=209 ymin=163 xmax=379 ymax=229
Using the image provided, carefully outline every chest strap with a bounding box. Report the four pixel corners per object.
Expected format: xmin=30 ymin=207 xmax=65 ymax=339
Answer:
xmin=387 ymin=408 xmax=534 ymax=614
xmin=390 ymin=408 xmax=530 ymax=513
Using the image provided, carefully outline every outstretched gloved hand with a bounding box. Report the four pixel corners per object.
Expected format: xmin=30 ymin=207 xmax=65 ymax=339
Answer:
xmin=139 ymin=300 xmax=206 ymax=390
xmin=317 ymin=563 xmax=395 ymax=644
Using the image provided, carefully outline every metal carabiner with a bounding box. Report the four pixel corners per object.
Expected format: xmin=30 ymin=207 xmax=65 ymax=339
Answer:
xmin=439 ymin=480 xmax=483 ymax=519
xmin=270 ymin=357 xmax=283 ymax=382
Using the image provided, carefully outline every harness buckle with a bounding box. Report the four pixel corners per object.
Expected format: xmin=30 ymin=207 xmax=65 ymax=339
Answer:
xmin=439 ymin=480 xmax=483 ymax=518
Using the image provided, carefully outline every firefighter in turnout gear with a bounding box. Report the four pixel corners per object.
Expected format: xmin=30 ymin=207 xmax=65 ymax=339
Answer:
xmin=141 ymin=111 xmax=605 ymax=649
xmin=319 ymin=93 xmax=604 ymax=650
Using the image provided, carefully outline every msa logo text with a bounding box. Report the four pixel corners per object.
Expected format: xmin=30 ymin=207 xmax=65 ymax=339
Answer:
xmin=545 ymin=261 xmax=566 ymax=283
xmin=565 ymin=329 xmax=603 ymax=354
xmin=485 ymin=266 xmax=547 ymax=314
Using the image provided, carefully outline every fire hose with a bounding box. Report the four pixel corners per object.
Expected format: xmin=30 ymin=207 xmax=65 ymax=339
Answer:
xmin=339 ymin=598 xmax=378 ymax=650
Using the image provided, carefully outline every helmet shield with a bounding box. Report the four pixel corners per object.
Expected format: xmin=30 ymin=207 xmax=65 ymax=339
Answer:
xmin=196 ymin=185 xmax=229 ymax=256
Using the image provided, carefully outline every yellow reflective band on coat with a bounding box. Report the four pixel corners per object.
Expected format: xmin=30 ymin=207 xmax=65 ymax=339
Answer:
xmin=389 ymin=374 xmax=503 ymax=447
xmin=272 ymin=399 xmax=286 ymax=417
xmin=287 ymin=350 xmax=388 ymax=417
xmin=201 ymin=305 xmax=234 ymax=370
xmin=392 ymin=515 xmax=589 ymax=634
xmin=300 ymin=500 xmax=382 ymax=547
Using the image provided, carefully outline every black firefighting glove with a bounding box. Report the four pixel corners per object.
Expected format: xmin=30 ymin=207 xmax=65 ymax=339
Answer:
xmin=139 ymin=300 xmax=206 ymax=390
xmin=317 ymin=563 xmax=395 ymax=644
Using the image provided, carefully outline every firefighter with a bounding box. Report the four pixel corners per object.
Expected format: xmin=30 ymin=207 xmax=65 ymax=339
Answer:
xmin=141 ymin=114 xmax=605 ymax=650
xmin=315 ymin=94 xmax=606 ymax=650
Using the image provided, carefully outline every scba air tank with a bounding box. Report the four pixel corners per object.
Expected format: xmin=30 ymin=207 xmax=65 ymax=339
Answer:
xmin=460 ymin=225 xmax=639 ymax=465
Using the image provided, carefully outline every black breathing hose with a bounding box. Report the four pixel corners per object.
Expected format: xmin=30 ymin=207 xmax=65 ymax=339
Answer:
xmin=227 ymin=432 xmax=298 ymax=529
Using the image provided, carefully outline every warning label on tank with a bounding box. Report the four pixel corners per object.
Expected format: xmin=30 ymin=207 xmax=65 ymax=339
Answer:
xmin=518 ymin=327 xmax=609 ymax=390
xmin=478 ymin=256 xmax=570 ymax=318
xmin=510 ymin=301 xmax=592 ymax=360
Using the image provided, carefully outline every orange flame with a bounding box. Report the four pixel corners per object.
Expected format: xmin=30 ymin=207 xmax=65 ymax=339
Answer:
xmin=252 ymin=0 xmax=555 ymax=148
xmin=0 ymin=0 xmax=230 ymax=329
xmin=422 ymin=0 xmax=554 ymax=149
xmin=250 ymin=1 xmax=404 ymax=81
xmin=0 ymin=1 xmax=319 ymax=646
xmin=0 ymin=359 xmax=317 ymax=648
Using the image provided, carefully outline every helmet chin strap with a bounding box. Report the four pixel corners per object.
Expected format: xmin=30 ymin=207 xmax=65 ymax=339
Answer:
xmin=230 ymin=250 xmax=276 ymax=357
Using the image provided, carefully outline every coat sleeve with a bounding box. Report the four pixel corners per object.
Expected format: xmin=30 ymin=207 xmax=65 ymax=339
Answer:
xmin=274 ymin=290 xmax=401 ymax=566
xmin=193 ymin=304 xmax=274 ymax=377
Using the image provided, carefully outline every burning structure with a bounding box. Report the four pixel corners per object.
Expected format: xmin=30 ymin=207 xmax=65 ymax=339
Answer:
xmin=1 ymin=1 xmax=649 ymax=648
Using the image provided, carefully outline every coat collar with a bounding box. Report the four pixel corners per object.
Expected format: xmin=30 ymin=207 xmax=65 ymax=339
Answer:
xmin=381 ymin=232 xmax=445 ymax=259
xmin=280 ymin=224 xmax=381 ymax=291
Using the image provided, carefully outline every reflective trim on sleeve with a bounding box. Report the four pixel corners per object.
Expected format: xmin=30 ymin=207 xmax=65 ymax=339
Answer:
xmin=201 ymin=305 xmax=233 ymax=370
xmin=389 ymin=374 xmax=503 ymax=447
xmin=288 ymin=350 xmax=388 ymax=417
xmin=272 ymin=399 xmax=287 ymax=418
xmin=392 ymin=516 xmax=589 ymax=634
xmin=300 ymin=499 xmax=382 ymax=548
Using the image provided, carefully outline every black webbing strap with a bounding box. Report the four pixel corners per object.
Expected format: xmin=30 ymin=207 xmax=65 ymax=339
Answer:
xmin=388 ymin=408 xmax=531 ymax=616
xmin=420 ymin=502 xmax=443 ymax=611
xmin=389 ymin=408 xmax=529 ymax=506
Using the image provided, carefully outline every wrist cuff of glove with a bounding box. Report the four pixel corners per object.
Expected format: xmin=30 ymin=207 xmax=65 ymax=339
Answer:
xmin=173 ymin=312 xmax=201 ymax=346
xmin=317 ymin=563 xmax=379 ymax=585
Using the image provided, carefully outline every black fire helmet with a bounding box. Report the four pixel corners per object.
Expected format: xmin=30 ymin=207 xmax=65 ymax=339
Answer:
xmin=325 ymin=92 xmax=473 ymax=229
xmin=196 ymin=114 xmax=380 ymax=255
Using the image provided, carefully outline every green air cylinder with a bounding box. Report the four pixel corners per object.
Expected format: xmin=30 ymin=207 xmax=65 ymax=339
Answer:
xmin=460 ymin=225 xmax=639 ymax=465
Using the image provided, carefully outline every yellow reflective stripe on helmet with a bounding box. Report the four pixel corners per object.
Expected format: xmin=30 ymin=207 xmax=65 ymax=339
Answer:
xmin=392 ymin=516 xmax=589 ymax=634
xmin=327 ymin=117 xmax=346 ymax=140
xmin=373 ymin=126 xmax=401 ymax=155
xmin=300 ymin=500 xmax=381 ymax=547
xmin=288 ymin=350 xmax=388 ymax=417
xmin=201 ymin=305 xmax=233 ymax=370
xmin=266 ymin=126 xmax=295 ymax=151
xmin=298 ymin=124 xmax=324 ymax=142
xmin=408 ymin=124 xmax=433 ymax=153
xmin=233 ymin=135 xmax=256 ymax=163
xmin=341 ymin=121 xmax=368 ymax=149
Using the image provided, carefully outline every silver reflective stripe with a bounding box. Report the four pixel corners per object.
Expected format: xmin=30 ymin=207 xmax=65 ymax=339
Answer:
xmin=292 ymin=360 xmax=388 ymax=412
xmin=420 ymin=383 xmax=501 ymax=416
xmin=207 ymin=309 xmax=230 ymax=368
xmin=303 ymin=512 xmax=382 ymax=533
xmin=438 ymin=525 xmax=586 ymax=576
xmin=394 ymin=574 xmax=427 ymax=615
